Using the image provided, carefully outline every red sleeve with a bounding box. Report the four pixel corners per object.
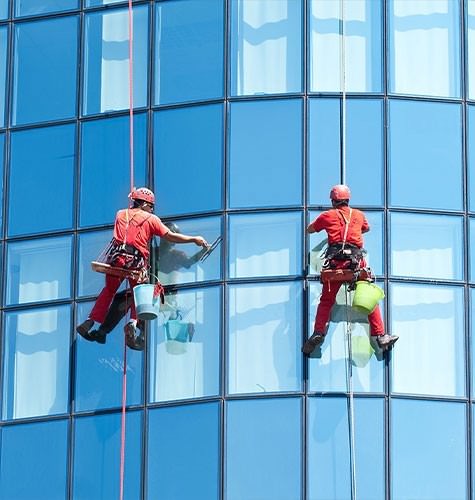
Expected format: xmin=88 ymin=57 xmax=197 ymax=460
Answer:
xmin=312 ymin=212 xmax=330 ymax=233
xmin=361 ymin=214 xmax=370 ymax=233
xmin=150 ymin=215 xmax=169 ymax=237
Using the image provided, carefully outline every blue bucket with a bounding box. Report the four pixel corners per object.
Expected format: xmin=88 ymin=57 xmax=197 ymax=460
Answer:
xmin=133 ymin=284 xmax=160 ymax=320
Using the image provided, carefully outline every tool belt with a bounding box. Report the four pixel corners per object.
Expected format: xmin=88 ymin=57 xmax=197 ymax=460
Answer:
xmin=324 ymin=243 xmax=366 ymax=269
xmin=106 ymin=239 xmax=146 ymax=272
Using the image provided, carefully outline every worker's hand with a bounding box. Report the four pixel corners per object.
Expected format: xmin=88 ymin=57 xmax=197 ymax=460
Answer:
xmin=193 ymin=236 xmax=209 ymax=248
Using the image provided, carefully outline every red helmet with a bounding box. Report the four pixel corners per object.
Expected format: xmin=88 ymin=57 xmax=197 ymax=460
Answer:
xmin=130 ymin=187 xmax=155 ymax=204
xmin=330 ymin=184 xmax=351 ymax=201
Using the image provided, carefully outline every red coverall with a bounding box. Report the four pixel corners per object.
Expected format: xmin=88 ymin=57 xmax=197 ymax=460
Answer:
xmin=310 ymin=206 xmax=385 ymax=336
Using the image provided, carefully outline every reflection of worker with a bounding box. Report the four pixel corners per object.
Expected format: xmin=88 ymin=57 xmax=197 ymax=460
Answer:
xmin=302 ymin=184 xmax=398 ymax=356
xmin=76 ymin=188 xmax=209 ymax=349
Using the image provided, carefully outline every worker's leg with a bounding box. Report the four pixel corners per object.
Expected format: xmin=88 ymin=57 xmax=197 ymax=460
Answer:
xmin=368 ymin=304 xmax=385 ymax=336
xmin=89 ymin=274 xmax=123 ymax=324
xmin=313 ymin=281 xmax=342 ymax=333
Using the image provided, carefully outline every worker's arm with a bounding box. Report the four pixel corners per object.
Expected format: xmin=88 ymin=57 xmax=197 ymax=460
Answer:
xmin=163 ymin=230 xmax=209 ymax=248
xmin=306 ymin=222 xmax=316 ymax=234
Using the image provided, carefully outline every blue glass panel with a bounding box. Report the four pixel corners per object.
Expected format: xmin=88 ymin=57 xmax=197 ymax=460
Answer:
xmin=390 ymin=283 xmax=465 ymax=397
xmin=471 ymin=289 xmax=475 ymax=397
xmin=389 ymin=1 xmax=461 ymax=98
xmin=80 ymin=114 xmax=146 ymax=227
xmin=228 ymin=212 xmax=302 ymax=278
xmin=0 ymin=1 xmax=8 ymax=19
xmin=15 ymin=0 xmax=77 ymax=17
xmin=147 ymin=402 xmax=220 ymax=500
xmin=12 ymin=16 xmax=78 ymax=125
xmin=226 ymin=398 xmax=301 ymax=500
xmin=155 ymin=0 xmax=224 ymax=105
xmin=390 ymin=212 xmax=463 ymax=280
xmin=0 ymin=134 xmax=4 ymax=232
xmin=2 ymin=305 xmax=70 ymax=419
xmin=6 ymin=236 xmax=72 ymax=305
xmin=468 ymin=3 xmax=475 ymax=99
xmin=83 ymin=6 xmax=148 ymax=115
xmin=308 ymin=397 xmax=384 ymax=500
xmin=229 ymin=99 xmax=302 ymax=208
xmin=230 ymin=0 xmax=302 ymax=96
xmin=310 ymin=0 xmax=382 ymax=92
xmin=0 ymin=419 xmax=68 ymax=499
xmin=154 ymin=104 xmax=223 ymax=217
xmin=149 ymin=286 xmax=221 ymax=402
xmin=467 ymin=105 xmax=475 ymax=211
xmin=86 ymin=0 xmax=126 ymax=6
xmin=77 ymin=230 xmax=111 ymax=297
xmin=389 ymin=100 xmax=462 ymax=210
xmin=9 ymin=124 xmax=75 ymax=236
xmin=391 ymin=399 xmax=466 ymax=499
xmin=73 ymin=412 xmax=142 ymax=499
xmin=0 ymin=27 xmax=6 ymax=127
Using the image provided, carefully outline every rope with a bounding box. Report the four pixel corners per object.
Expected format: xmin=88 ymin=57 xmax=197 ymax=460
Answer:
xmin=340 ymin=0 xmax=347 ymax=185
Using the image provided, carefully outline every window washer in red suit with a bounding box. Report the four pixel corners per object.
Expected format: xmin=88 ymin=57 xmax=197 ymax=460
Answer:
xmin=302 ymin=184 xmax=398 ymax=356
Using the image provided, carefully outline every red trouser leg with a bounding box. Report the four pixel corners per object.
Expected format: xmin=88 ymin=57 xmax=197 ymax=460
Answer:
xmin=368 ymin=304 xmax=385 ymax=336
xmin=313 ymin=281 xmax=343 ymax=334
xmin=90 ymin=274 xmax=124 ymax=324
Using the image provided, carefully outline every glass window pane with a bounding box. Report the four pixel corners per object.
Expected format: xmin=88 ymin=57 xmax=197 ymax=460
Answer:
xmin=77 ymin=230 xmax=111 ymax=297
xmin=228 ymin=212 xmax=302 ymax=278
xmin=389 ymin=0 xmax=460 ymax=98
xmin=468 ymin=1 xmax=475 ymax=99
xmin=391 ymin=399 xmax=466 ymax=499
xmin=15 ymin=0 xmax=77 ymax=17
xmin=229 ymin=99 xmax=302 ymax=208
xmin=9 ymin=124 xmax=75 ymax=236
xmin=390 ymin=213 xmax=463 ymax=280
xmin=0 ymin=133 xmax=4 ymax=232
xmin=0 ymin=1 xmax=8 ymax=19
xmin=230 ymin=0 xmax=302 ymax=96
xmin=73 ymin=412 xmax=142 ymax=499
xmin=467 ymin=105 xmax=475 ymax=211
xmin=390 ymin=283 xmax=465 ymax=397
xmin=6 ymin=236 xmax=72 ymax=305
xmin=149 ymin=286 xmax=221 ymax=403
xmin=389 ymin=100 xmax=462 ymax=210
xmin=0 ymin=420 xmax=68 ymax=499
xmin=86 ymin=0 xmax=126 ymax=6
xmin=80 ymin=114 xmax=146 ymax=227
xmin=0 ymin=27 xmax=7 ymax=127
xmin=154 ymin=104 xmax=223 ymax=217
xmin=228 ymin=282 xmax=302 ymax=394
xmin=226 ymin=398 xmax=301 ymax=500
xmin=310 ymin=0 xmax=382 ymax=92
xmin=147 ymin=402 xmax=220 ymax=500
xmin=155 ymin=0 xmax=223 ymax=105
xmin=12 ymin=16 xmax=78 ymax=125
xmin=471 ymin=289 xmax=475 ymax=397
xmin=308 ymin=397 xmax=384 ymax=500
xmin=2 ymin=305 xmax=70 ymax=419
xmin=83 ymin=6 xmax=148 ymax=115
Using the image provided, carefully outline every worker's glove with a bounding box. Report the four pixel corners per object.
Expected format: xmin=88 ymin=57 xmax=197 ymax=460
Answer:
xmin=153 ymin=282 xmax=165 ymax=304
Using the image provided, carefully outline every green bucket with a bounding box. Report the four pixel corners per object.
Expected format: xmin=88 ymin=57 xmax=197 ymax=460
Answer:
xmin=352 ymin=281 xmax=385 ymax=314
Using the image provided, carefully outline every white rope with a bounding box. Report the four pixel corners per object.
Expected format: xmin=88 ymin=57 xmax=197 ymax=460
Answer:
xmin=340 ymin=0 xmax=347 ymax=184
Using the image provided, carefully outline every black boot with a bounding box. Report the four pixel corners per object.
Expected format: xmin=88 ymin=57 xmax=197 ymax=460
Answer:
xmin=376 ymin=334 xmax=399 ymax=351
xmin=76 ymin=319 xmax=94 ymax=341
xmin=125 ymin=321 xmax=144 ymax=351
xmin=88 ymin=328 xmax=107 ymax=345
xmin=302 ymin=332 xmax=325 ymax=356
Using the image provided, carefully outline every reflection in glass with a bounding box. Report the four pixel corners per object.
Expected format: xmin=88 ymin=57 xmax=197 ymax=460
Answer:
xmin=154 ymin=104 xmax=223 ymax=216
xmin=389 ymin=0 xmax=460 ymax=97
xmin=389 ymin=100 xmax=462 ymax=210
xmin=0 ymin=419 xmax=68 ymax=499
xmin=228 ymin=212 xmax=301 ymax=278
xmin=226 ymin=398 xmax=301 ymax=500
xmin=229 ymin=99 xmax=302 ymax=208
xmin=228 ymin=282 xmax=302 ymax=394
xmin=310 ymin=0 xmax=382 ymax=92
xmin=12 ymin=16 xmax=78 ymax=125
xmin=73 ymin=412 xmax=142 ymax=499
xmin=6 ymin=236 xmax=72 ymax=305
xmin=308 ymin=397 xmax=384 ymax=500
xmin=0 ymin=1 xmax=7 ymax=19
xmin=390 ymin=283 xmax=465 ymax=397
xmin=86 ymin=0 xmax=124 ymax=6
xmin=390 ymin=213 xmax=463 ymax=280
xmin=83 ymin=6 xmax=148 ymax=115
xmin=471 ymin=289 xmax=475 ymax=397
xmin=77 ymin=230 xmax=111 ymax=297
xmin=155 ymin=0 xmax=223 ymax=105
xmin=468 ymin=1 xmax=475 ymax=98
xmin=149 ymin=286 xmax=220 ymax=402
xmin=2 ymin=305 xmax=70 ymax=419
xmin=0 ymin=134 xmax=4 ymax=233
xmin=230 ymin=0 xmax=302 ymax=96
xmin=391 ymin=399 xmax=466 ymax=499
xmin=9 ymin=124 xmax=75 ymax=236
xmin=147 ymin=402 xmax=220 ymax=500
xmin=0 ymin=27 xmax=6 ymax=127
xmin=467 ymin=105 xmax=475 ymax=211
xmin=15 ymin=0 xmax=77 ymax=17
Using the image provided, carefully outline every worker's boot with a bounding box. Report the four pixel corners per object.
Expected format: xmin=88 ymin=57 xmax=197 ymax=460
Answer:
xmin=302 ymin=332 xmax=325 ymax=356
xmin=76 ymin=319 xmax=94 ymax=340
xmin=376 ymin=334 xmax=399 ymax=351
xmin=88 ymin=328 xmax=107 ymax=345
xmin=125 ymin=321 xmax=144 ymax=351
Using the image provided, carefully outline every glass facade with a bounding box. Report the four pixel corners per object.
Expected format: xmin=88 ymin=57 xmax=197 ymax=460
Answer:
xmin=0 ymin=1 xmax=473 ymax=499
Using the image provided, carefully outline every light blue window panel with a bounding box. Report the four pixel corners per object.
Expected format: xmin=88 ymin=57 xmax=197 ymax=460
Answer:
xmin=77 ymin=230 xmax=111 ymax=297
xmin=0 ymin=134 xmax=4 ymax=233
xmin=80 ymin=114 xmax=146 ymax=227
xmin=0 ymin=419 xmax=68 ymax=499
xmin=471 ymin=289 xmax=475 ymax=397
xmin=149 ymin=286 xmax=221 ymax=403
xmin=389 ymin=1 xmax=461 ymax=98
xmin=12 ymin=16 xmax=78 ymax=125
xmin=467 ymin=105 xmax=475 ymax=211
xmin=9 ymin=124 xmax=75 ymax=237
xmin=6 ymin=236 xmax=72 ymax=305
xmin=154 ymin=104 xmax=223 ymax=217
xmin=308 ymin=397 xmax=384 ymax=500
xmin=310 ymin=0 xmax=382 ymax=92
xmin=391 ymin=399 xmax=466 ymax=499
xmin=0 ymin=27 xmax=7 ymax=127
xmin=73 ymin=412 xmax=142 ymax=499
xmin=390 ymin=212 xmax=463 ymax=280
xmin=0 ymin=1 xmax=8 ymax=19
xmin=2 ymin=305 xmax=70 ymax=420
xmin=472 ymin=220 xmax=475 ymax=282
xmin=83 ymin=5 xmax=148 ymax=115
xmin=147 ymin=402 xmax=220 ymax=500
xmin=230 ymin=0 xmax=302 ymax=96
xmin=229 ymin=212 xmax=302 ymax=278
xmin=390 ymin=283 xmax=465 ymax=398
xmin=229 ymin=99 xmax=302 ymax=208
xmin=155 ymin=0 xmax=224 ymax=105
xmin=228 ymin=282 xmax=302 ymax=395
xmin=468 ymin=2 xmax=475 ymax=99
xmin=389 ymin=100 xmax=462 ymax=210
xmin=15 ymin=0 xmax=78 ymax=17
xmin=226 ymin=398 xmax=301 ymax=500
xmin=86 ymin=0 xmax=128 ymax=6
